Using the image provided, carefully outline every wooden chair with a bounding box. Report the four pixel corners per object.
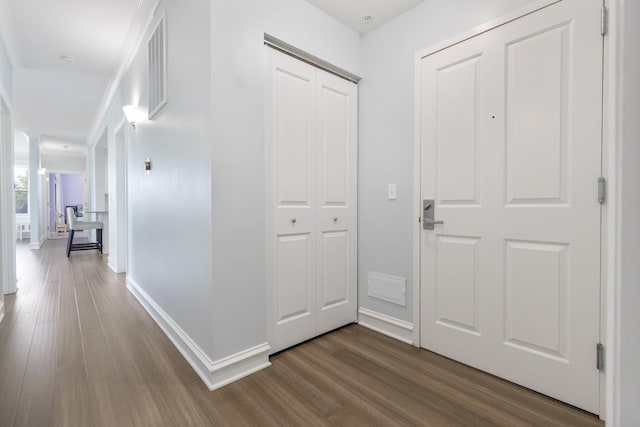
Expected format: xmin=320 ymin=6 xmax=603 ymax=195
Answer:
xmin=55 ymin=211 xmax=67 ymax=234
xmin=66 ymin=207 xmax=103 ymax=257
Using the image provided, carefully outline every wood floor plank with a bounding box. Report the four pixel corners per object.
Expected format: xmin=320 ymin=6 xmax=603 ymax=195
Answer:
xmin=13 ymin=321 xmax=58 ymax=427
xmin=129 ymin=325 xmax=213 ymax=427
xmin=100 ymin=314 xmax=176 ymax=427
xmin=54 ymin=359 xmax=93 ymax=427
xmin=82 ymin=328 xmax=135 ymax=427
xmin=0 ymin=311 xmax=37 ymax=427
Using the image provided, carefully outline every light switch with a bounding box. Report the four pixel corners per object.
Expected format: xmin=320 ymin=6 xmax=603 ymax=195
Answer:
xmin=388 ymin=184 xmax=397 ymax=200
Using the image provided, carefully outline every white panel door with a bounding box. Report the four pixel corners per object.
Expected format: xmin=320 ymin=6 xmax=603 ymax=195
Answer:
xmin=266 ymin=50 xmax=317 ymax=353
xmin=419 ymin=0 xmax=603 ymax=413
xmin=315 ymin=71 xmax=358 ymax=335
xmin=267 ymin=48 xmax=358 ymax=354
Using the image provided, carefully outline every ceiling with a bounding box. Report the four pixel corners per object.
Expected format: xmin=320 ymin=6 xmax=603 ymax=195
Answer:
xmin=1 ymin=0 xmax=141 ymax=151
xmin=2 ymin=0 xmax=424 ymax=156
xmin=304 ymin=0 xmax=426 ymax=34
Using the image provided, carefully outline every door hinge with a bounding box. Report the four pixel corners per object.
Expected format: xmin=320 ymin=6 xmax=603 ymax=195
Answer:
xmin=601 ymin=6 xmax=608 ymax=36
xmin=598 ymin=177 xmax=606 ymax=204
xmin=597 ymin=343 xmax=605 ymax=371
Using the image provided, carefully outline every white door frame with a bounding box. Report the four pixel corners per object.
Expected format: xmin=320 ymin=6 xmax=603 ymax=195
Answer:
xmin=109 ymin=118 xmax=128 ymax=273
xmin=412 ymin=0 xmax=620 ymax=420
xmin=0 ymin=95 xmax=15 ymax=302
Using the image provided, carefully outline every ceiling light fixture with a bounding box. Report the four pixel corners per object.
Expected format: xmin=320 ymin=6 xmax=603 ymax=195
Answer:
xmin=122 ymin=105 xmax=147 ymax=129
xmin=363 ymin=14 xmax=374 ymax=24
xmin=60 ymin=55 xmax=76 ymax=64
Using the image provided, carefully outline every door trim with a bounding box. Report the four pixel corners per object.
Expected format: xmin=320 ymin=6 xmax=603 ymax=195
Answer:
xmin=264 ymin=34 xmax=362 ymax=84
xmin=412 ymin=0 xmax=609 ymax=418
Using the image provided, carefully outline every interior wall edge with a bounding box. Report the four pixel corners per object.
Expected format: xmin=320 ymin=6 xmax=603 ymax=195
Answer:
xmin=126 ymin=276 xmax=271 ymax=391
xmin=358 ymin=307 xmax=414 ymax=345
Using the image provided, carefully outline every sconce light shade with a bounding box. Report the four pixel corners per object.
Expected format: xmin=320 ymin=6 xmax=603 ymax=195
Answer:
xmin=122 ymin=105 xmax=147 ymax=129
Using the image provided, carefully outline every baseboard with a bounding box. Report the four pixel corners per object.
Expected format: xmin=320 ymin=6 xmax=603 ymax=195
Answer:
xmin=29 ymin=235 xmax=45 ymax=250
xmin=126 ymin=276 xmax=271 ymax=390
xmin=107 ymin=262 xmax=117 ymax=273
xmin=358 ymin=307 xmax=414 ymax=345
xmin=0 ymin=299 xmax=4 ymax=324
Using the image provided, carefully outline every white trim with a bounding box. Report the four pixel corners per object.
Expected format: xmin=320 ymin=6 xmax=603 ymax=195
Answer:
xmin=86 ymin=0 xmax=161 ymax=147
xmin=126 ymin=276 xmax=271 ymax=390
xmin=29 ymin=235 xmax=44 ymax=250
xmin=0 ymin=299 xmax=4 ymax=323
xmin=605 ymin=0 xmax=621 ymax=424
xmin=358 ymin=307 xmax=414 ymax=345
xmin=415 ymin=0 xmax=561 ymax=60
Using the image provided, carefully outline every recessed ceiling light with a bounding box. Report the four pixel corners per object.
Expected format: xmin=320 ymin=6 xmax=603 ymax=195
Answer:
xmin=60 ymin=55 xmax=76 ymax=65
xmin=363 ymin=14 xmax=374 ymax=24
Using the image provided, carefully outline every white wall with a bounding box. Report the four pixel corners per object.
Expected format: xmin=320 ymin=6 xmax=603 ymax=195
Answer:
xmin=41 ymin=152 xmax=86 ymax=173
xmin=92 ymin=0 xmax=217 ymax=357
xmin=28 ymin=136 xmax=44 ymax=247
xmin=0 ymin=34 xmax=12 ymax=313
xmin=91 ymin=144 xmax=107 ymax=211
xmin=208 ymin=0 xmax=362 ymax=360
xmin=107 ymin=123 xmax=127 ymax=272
xmin=0 ymin=37 xmax=12 ymax=105
xmin=617 ymin=1 xmax=640 ymax=424
xmin=358 ymin=0 xmax=536 ymax=322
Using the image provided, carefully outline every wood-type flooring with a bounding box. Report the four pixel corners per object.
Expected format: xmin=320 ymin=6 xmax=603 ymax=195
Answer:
xmin=0 ymin=239 xmax=603 ymax=426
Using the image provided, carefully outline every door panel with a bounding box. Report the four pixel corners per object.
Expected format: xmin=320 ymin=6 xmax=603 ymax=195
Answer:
xmin=436 ymin=55 xmax=481 ymax=205
xmin=267 ymin=48 xmax=357 ymax=353
xmin=267 ymin=50 xmax=317 ymax=353
xmin=505 ymin=24 xmax=570 ymax=205
xmin=420 ymin=0 xmax=602 ymax=413
xmin=316 ymin=71 xmax=357 ymax=336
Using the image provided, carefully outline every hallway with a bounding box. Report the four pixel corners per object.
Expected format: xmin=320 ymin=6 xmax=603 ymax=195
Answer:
xmin=0 ymin=240 xmax=602 ymax=426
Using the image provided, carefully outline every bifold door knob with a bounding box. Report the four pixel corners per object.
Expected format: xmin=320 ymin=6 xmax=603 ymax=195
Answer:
xmin=333 ymin=217 xmax=338 ymax=222
xmin=291 ymin=218 xmax=297 ymax=224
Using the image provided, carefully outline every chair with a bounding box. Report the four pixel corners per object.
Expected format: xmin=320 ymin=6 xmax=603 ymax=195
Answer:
xmin=55 ymin=211 xmax=67 ymax=234
xmin=66 ymin=207 xmax=103 ymax=257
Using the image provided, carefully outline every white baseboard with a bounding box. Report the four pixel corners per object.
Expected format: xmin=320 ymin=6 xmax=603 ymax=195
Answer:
xmin=126 ymin=276 xmax=271 ymax=390
xmin=29 ymin=235 xmax=45 ymax=250
xmin=107 ymin=262 xmax=118 ymax=273
xmin=358 ymin=307 xmax=414 ymax=345
xmin=0 ymin=299 xmax=4 ymax=324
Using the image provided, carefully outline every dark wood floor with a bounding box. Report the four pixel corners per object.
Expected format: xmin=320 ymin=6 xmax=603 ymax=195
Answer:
xmin=0 ymin=239 xmax=603 ymax=426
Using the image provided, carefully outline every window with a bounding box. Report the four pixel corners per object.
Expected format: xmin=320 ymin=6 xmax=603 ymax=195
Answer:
xmin=14 ymin=166 xmax=28 ymax=214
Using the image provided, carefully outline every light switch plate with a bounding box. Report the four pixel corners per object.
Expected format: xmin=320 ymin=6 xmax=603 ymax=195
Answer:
xmin=388 ymin=184 xmax=397 ymax=200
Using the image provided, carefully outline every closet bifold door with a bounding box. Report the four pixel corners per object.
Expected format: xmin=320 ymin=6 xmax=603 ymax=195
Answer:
xmin=266 ymin=46 xmax=358 ymax=354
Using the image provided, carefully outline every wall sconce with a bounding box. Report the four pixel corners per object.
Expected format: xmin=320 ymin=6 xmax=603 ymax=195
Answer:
xmin=122 ymin=105 xmax=147 ymax=129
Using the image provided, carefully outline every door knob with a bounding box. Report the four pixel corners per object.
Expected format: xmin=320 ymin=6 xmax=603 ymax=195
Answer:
xmin=291 ymin=218 xmax=297 ymax=224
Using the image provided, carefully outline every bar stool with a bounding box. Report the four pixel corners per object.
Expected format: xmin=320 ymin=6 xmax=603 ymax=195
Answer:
xmin=66 ymin=207 xmax=103 ymax=257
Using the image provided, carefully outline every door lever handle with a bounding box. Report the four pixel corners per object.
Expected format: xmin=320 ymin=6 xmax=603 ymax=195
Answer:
xmin=423 ymin=199 xmax=444 ymax=230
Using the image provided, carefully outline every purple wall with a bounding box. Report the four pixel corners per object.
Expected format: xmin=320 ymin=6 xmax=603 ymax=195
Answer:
xmin=61 ymin=174 xmax=83 ymax=216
